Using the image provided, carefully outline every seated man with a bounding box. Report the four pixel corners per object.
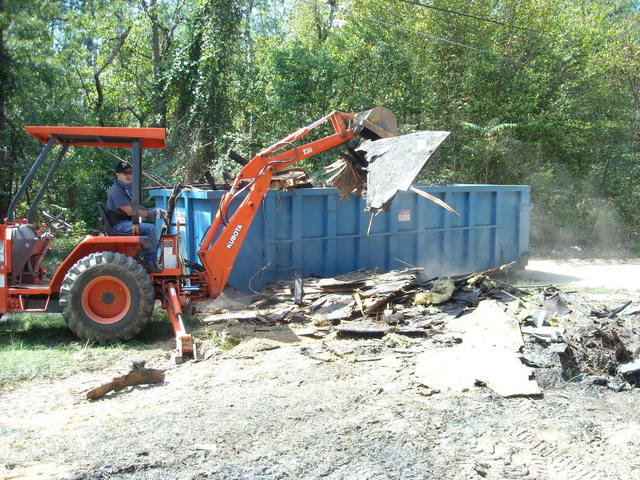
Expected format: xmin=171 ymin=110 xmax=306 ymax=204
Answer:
xmin=107 ymin=161 xmax=166 ymax=273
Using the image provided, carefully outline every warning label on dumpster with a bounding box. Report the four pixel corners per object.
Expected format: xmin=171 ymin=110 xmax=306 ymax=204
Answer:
xmin=398 ymin=210 xmax=411 ymax=222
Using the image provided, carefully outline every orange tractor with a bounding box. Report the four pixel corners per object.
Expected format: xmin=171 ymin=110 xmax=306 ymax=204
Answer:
xmin=1 ymin=108 xmax=447 ymax=361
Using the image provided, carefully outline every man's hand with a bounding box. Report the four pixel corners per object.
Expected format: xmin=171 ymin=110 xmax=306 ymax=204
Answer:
xmin=119 ymin=205 xmax=167 ymax=219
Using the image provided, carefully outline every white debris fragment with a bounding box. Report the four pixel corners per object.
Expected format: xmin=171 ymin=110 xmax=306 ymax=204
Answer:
xmin=414 ymin=278 xmax=455 ymax=305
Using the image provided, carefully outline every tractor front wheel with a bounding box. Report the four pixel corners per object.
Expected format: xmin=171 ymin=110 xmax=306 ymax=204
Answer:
xmin=59 ymin=252 xmax=155 ymax=344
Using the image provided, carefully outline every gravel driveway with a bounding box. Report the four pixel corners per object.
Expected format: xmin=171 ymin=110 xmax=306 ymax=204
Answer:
xmin=1 ymin=259 xmax=639 ymax=480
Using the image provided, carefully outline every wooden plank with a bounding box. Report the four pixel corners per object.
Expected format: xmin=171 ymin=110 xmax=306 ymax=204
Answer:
xmin=316 ymin=278 xmax=368 ymax=292
xmin=201 ymin=310 xmax=259 ymax=323
xmin=335 ymin=324 xmax=428 ymax=336
xmin=409 ymin=187 xmax=460 ymax=215
xmin=363 ymin=280 xmax=411 ymax=313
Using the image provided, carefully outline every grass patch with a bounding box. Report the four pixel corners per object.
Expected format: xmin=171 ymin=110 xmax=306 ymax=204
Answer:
xmin=198 ymin=328 xmax=241 ymax=350
xmin=0 ymin=338 xmax=87 ymax=389
xmin=568 ymin=286 xmax=630 ymax=296
xmin=0 ymin=313 xmax=119 ymax=391
xmin=0 ymin=306 xmax=192 ymax=392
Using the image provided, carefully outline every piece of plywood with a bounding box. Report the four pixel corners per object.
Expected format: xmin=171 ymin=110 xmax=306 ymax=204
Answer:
xmin=446 ymin=299 xmax=525 ymax=351
xmin=414 ymin=300 xmax=541 ymax=397
xmin=359 ymin=131 xmax=450 ymax=210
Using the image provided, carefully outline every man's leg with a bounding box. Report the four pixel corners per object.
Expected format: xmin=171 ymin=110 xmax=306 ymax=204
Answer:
xmin=113 ymin=221 xmax=157 ymax=266
xmin=139 ymin=222 xmax=158 ymax=266
xmin=112 ymin=220 xmax=132 ymax=235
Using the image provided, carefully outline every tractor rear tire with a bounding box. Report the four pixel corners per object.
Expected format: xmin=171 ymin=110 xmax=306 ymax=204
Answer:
xmin=59 ymin=251 xmax=155 ymax=344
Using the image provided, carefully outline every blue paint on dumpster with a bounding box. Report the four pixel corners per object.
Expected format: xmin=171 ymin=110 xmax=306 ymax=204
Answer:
xmin=151 ymin=185 xmax=531 ymax=292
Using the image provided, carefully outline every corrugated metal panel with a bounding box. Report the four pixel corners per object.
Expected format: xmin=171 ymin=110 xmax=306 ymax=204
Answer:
xmin=151 ymin=185 xmax=531 ymax=292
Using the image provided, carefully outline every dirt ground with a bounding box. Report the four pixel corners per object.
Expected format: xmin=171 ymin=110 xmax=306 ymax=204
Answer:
xmin=1 ymin=259 xmax=640 ymax=480
xmin=521 ymin=258 xmax=640 ymax=292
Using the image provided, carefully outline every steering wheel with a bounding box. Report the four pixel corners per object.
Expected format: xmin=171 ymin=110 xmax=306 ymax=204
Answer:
xmin=42 ymin=210 xmax=73 ymax=231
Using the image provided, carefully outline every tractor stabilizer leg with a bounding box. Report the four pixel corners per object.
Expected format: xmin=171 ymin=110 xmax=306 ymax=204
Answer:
xmin=163 ymin=282 xmax=196 ymax=364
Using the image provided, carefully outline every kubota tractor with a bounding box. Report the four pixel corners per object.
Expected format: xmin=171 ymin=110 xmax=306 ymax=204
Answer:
xmin=0 ymin=108 xmax=449 ymax=361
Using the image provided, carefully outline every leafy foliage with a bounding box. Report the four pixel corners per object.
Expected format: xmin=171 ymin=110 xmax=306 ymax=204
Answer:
xmin=0 ymin=0 xmax=638 ymax=251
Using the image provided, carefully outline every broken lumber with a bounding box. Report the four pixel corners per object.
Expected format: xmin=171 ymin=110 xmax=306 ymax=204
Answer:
xmin=619 ymin=359 xmax=640 ymax=375
xmin=335 ymin=324 xmax=427 ymax=336
xmin=409 ymin=187 xmax=460 ymax=215
xmin=608 ymin=301 xmax=632 ymax=318
xmin=86 ymin=368 xmax=165 ymax=400
xmin=361 ymin=270 xmax=418 ymax=313
xmin=270 ymin=168 xmax=312 ymax=190
xmin=559 ymin=293 xmax=589 ymax=316
xmin=313 ymin=293 xmax=354 ymax=321
xmin=299 ymin=345 xmax=336 ymax=362
xmin=521 ymin=326 xmax=565 ymax=342
xmin=327 ymin=157 xmax=366 ymax=200
xmin=315 ymin=277 xmax=368 ymax=292
xmin=202 ymin=306 xmax=294 ymax=324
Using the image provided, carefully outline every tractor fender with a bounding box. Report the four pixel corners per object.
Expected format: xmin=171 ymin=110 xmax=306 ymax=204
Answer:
xmin=49 ymin=235 xmax=145 ymax=294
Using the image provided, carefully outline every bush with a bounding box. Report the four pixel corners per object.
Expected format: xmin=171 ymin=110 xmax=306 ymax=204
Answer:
xmin=528 ymin=168 xmax=627 ymax=253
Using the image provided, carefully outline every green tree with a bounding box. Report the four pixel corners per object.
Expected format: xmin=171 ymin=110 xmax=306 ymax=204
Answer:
xmin=461 ymin=119 xmax=518 ymax=183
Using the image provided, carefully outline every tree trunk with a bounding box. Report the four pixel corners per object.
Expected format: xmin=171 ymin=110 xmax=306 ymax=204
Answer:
xmin=92 ymin=12 xmax=130 ymax=126
xmin=146 ymin=0 xmax=167 ymax=127
xmin=86 ymin=368 xmax=165 ymax=400
xmin=0 ymin=0 xmax=8 ymax=217
xmin=244 ymin=0 xmax=255 ymax=146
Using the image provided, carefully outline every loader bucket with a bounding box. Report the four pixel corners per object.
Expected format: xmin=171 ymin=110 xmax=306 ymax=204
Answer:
xmin=328 ymin=108 xmax=450 ymax=212
xmin=358 ymin=130 xmax=450 ymax=210
xmin=353 ymin=107 xmax=398 ymax=140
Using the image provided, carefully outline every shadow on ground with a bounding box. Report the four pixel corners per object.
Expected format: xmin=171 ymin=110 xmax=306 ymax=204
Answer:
xmin=0 ymin=313 xmax=76 ymax=347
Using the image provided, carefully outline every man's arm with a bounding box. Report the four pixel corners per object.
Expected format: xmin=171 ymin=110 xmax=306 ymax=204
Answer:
xmin=118 ymin=205 xmax=155 ymax=218
xmin=108 ymin=184 xmax=166 ymax=219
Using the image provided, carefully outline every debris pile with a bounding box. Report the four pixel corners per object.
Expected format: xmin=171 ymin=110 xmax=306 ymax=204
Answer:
xmin=269 ymin=168 xmax=313 ymax=190
xmin=203 ymin=268 xmax=479 ymax=337
xmin=198 ymin=266 xmax=640 ymax=396
xmin=510 ymin=286 xmax=640 ymax=390
xmin=563 ymin=320 xmax=634 ymax=376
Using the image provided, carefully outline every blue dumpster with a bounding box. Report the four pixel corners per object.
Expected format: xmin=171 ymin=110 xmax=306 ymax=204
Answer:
xmin=151 ymin=185 xmax=531 ymax=292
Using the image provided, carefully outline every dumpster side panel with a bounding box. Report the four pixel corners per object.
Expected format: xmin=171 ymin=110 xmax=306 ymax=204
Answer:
xmin=151 ymin=185 xmax=530 ymax=292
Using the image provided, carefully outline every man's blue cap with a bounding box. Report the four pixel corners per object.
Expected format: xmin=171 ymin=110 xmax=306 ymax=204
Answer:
xmin=115 ymin=161 xmax=132 ymax=173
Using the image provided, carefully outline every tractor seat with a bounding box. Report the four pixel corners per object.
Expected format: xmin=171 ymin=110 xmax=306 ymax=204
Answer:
xmin=10 ymin=224 xmax=53 ymax=285
xmin=97 ymin=203 xmax=128 ymax=236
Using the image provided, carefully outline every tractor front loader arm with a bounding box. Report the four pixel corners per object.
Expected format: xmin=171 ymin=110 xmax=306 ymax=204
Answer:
xmin=196 ymin=109 xmax=396 ymax=298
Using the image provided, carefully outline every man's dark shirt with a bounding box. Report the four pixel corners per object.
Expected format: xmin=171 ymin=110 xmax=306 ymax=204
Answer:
xmin=107 ymin=180 xmax=133 ymax=221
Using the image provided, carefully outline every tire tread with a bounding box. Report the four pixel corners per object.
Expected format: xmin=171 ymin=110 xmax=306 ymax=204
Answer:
xmin=60 ymin=252 xmax=155 ymax=344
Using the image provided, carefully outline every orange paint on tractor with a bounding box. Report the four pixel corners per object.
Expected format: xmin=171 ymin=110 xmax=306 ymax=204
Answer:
xmin=24 ymin=126 xmax=166 ymax=149
xmin=81 ymin=276 xmax=131 ymax=325
xmin=198 ymin=111 xmax=363 ymax=296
